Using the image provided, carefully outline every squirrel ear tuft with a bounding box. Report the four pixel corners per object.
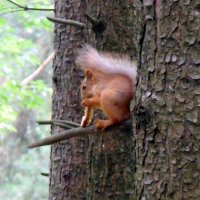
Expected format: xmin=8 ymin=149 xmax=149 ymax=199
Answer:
xmin=85 ymin=69 xmax=93 ymax=80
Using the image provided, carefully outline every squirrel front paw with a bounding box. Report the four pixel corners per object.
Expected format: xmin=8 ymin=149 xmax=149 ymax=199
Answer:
xmin=81 ymin=99 xmax=91 ymax=107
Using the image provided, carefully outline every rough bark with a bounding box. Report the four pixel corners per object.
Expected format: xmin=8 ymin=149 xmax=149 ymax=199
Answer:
xmin=134 ymin=1 xmax=200 ymax=199
xmin=49 ymin=0 xmax=87 ymax=199
xmin=85 ymin=1 xmax=142 ymax=199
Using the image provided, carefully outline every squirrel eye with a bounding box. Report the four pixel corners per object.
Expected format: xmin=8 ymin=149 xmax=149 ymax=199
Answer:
xmin=82 ymin=85 xmax=86 ymax=90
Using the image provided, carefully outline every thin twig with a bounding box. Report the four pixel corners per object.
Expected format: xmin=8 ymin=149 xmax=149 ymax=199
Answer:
xmin=6 ymin=0 xmax=27 ymax=9
xmin=85 ymin=13 xmax=98 ymax=24
xmin=47 ymin=16 xmax=86 ymax=28
xmin=41 ymin=172 xmax=49 ymax=177
xmin=6 ymin=0 xmax=54 ymax=11
xmin=21 ymin=52 xmax=55 ymax=87
xmin=37 ymin=120 xmax=80 ymax=127
xmin=52 ymin=122 xmax=74 ymax=129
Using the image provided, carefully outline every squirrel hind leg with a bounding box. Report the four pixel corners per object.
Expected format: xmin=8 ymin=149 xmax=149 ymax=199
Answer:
xmin=93 ymin=89 xmax=131 ymax=130
xmin=100 ymin=90 xmax=131 ymax=123
xmin=95 ymin=119 xmax=118 ymax=130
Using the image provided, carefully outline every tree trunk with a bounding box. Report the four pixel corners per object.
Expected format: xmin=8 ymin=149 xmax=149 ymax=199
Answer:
xmin=50 ymin=0 xmax=142 ymax=199
xmin=134 ymin=1 xmax=200 ymax=199
xmin=49 ymin=0 xmax=87 ymax=199
xmin=85 ymin=1 xmax=142 ymax=199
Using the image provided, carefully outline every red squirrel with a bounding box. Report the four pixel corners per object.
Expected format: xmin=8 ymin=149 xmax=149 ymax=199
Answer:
xmin=76 ymin=45 xmax=137 ymax=130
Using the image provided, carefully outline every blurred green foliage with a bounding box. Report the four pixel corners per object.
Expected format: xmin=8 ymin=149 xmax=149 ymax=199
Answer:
xmin=0 ymin=0 xmax=54 ymax=199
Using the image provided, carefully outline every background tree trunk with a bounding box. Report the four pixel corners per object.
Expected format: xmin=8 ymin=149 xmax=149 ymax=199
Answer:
xmin=134 ymin=1 xmax=200 ymax=199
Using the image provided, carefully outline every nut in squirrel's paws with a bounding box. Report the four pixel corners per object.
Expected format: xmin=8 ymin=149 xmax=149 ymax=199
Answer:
xmin=81 ymin=116 xmax=87 ymax=127
xmin=81 ymin=107 xmax=94 ymax=127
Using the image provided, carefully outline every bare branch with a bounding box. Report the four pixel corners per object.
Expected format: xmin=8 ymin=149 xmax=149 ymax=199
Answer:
xmin=6 ymin=0 xmax=54 ymax=11
xmin=85 ymin=13 xmax=98 ymax=24
xmin=28 ymin=120 xmax=131 ymax=149
xmin=21 ymin=52 xmax=55 ymax=87
xmin=6 ymin=0 xmax=26 ymax=9
xmin=47 ymin=16 xmax=86 ymax=28
xmin=41 ymin=172 xmax=49 ymax=177
xmin=27 ymin=126 xmax=97 ymax=149
xmin=51 ymin=122 xmax=74 ymax=129
xmin=37 ymin=120 xmax=80 ymax=128
xmin=38 ymin=120 xmax=75 ymax=129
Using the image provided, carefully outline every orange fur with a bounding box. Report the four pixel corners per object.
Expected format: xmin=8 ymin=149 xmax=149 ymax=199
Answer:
xmin=80 ymin=70 xmax=133 ymax=130
xmin=76 ymin=45 xmax=137 ymax=130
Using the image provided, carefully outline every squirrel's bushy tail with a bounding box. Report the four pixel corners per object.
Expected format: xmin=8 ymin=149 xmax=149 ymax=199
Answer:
xmin=76 ymin=44 xmax=137 ymax=87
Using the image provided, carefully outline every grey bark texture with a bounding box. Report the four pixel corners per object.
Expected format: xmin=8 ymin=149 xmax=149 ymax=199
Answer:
xmin=49 ymin=0 xmax=87 ymax=199
xmin=134 ymin=0 xmax=200 ymax=199
xmin=85 ymin=1 xmax=142 ymax=199
xmin=49 ymin=0 xmax=200 ymax=199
